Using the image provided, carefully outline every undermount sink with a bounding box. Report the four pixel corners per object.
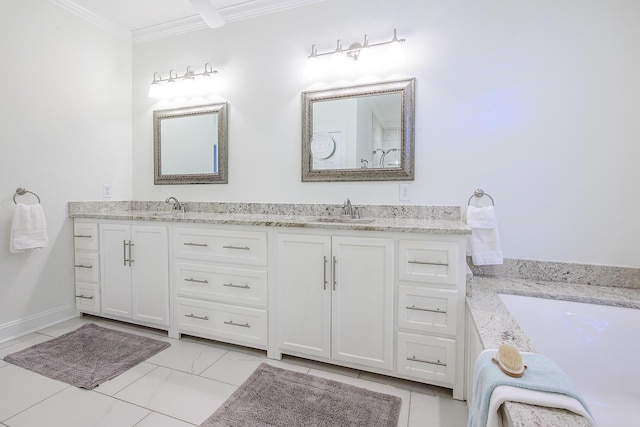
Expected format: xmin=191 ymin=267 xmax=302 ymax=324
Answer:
xmin=312 ymin=216 xmax=376 ymax=224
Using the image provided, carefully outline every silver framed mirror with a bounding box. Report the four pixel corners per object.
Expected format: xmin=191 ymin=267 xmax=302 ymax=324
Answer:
xmin=153 ymin=103 xmax=228 ymax=184
xmin=302 ymin=78 xmax=415 ymax=182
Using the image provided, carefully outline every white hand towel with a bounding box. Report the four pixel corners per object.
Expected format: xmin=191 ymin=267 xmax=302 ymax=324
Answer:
xmin=487 ymin=385 xmax=597 ymax=427
xmin=465 ymin=205 xmax=503 ymax=265
xmin=10 ymin=203 xmax=49 ymax=253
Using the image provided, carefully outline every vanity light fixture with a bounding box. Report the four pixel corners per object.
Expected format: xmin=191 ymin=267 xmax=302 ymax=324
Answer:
xmin=148 ymin=63 xmax=219 ymax=99
xmin=308 ymin=28 xmax=405 ymax=62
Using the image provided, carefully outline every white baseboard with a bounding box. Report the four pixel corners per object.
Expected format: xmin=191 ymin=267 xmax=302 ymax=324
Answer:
xmin=0 ymin=304 xmax=78 ymax=344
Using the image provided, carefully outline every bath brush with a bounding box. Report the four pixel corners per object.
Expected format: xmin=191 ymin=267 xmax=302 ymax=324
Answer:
xmin=493 ymin=344 xmax=526 ymax=378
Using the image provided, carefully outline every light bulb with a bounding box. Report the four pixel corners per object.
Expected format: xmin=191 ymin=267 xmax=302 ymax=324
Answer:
xmin=387 ymin=29 xmax=405 ymax=64
xmin=148 ymin=81 xmax=163 ymax=99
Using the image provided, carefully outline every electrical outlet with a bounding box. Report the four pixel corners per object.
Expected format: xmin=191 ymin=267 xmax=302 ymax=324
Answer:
xmin=102 ymin=184 xmax=113 ymax=199
xmin=399 ymin=184 xmax=412 ymax=202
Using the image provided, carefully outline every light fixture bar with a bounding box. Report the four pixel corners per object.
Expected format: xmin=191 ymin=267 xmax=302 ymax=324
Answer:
xmin=308 ymin=28 xmax=405 ymax=59
xmin=148 ymin=63 xmax=220 ymax=99
xmin=150 ymin=63 xmax=218 ymax=85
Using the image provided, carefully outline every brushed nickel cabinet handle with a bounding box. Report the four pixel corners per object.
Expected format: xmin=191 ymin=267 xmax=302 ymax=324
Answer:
xmin=406 ymin=305 xmax=447 ymax=314
xmin=185 ymin=278 xmax=209 ymax=284
xmin=74 ymin=264 xmax=93 ymax=269
xmin=332 ymin=256 xmax=337 ymax=291
xmin=184 ymin=242 xmax=208 ymax=247
xmin=323 ymin=255 xmax=328 ymax=290
xmin=75 ymin=294 xmax=94 ymax=300
xmin=407 ymin=355 xmax=447 ymax=367
xmin=128 ymin=240 xmax=134 ymax=266
xmin=224 ymin=320 xmax=251 ymax=328
xmin=223 ymin=283 xmax=250 ymax=289
xmin=408 ymin=260 xmax=448 ymax=266
xmin=185 ymin=313 xmax=209 ymax=320
xmin=222 ymin=245 xmax=250 ymax=250
xmin=73 ymin=234 xmax=93 ymax=238
xmin=123 ymin=240 xmax=128 ymax=266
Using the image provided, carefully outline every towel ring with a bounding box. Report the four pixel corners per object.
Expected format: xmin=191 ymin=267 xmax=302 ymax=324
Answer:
xmin=467 ymin=188 xmax=495 ymax=206
xmin=13 ymin=187 xmax=41 ymax=204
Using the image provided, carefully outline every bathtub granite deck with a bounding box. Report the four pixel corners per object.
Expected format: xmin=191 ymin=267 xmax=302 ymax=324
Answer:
xmin=467 ymin=276 xmax=640 ymax=426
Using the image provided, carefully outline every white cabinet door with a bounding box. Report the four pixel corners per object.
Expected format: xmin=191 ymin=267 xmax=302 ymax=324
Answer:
xmin=101 ymin=223 xmax=169 ymax=327
xmin=131 ymin=226 xmax=169 ymax=326
xmin=101 ymin=224 xmax=132 ymax=318
xmin=276 ymin=234 xmax=331 ymax=359
xmin=276 ymin=233 xmax=394 ymax=371
xmin=332 ymin=236 xmax=394 ymax=371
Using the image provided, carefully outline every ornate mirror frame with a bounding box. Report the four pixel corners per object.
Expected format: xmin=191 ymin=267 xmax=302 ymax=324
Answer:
xmin=301 ymin=78 xmax=415 ymax=182
xmin=153 ymin=103 xmax=228 ymax=184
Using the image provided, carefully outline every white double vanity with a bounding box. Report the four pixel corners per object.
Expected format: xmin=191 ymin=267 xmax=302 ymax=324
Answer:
xmin=71 ymin=202 xmax=469 ymax=399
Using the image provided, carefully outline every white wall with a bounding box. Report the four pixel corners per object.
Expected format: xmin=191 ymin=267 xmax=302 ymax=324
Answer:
xmin=133 ymin=0 xmax=640 ymax=268
xmin=0 ymin=1 xmax=132 ymax=338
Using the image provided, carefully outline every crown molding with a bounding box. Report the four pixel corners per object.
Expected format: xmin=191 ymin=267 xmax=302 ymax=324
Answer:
xmin=132 ymin=16 xmax=208 ymax=44
xmin=132 ymin=0 xmax=324 ymax=44
xmin=51 ymin=0 xmax=324 ymax=44
xmin=49 ymin=0 xmax=132 ymax=43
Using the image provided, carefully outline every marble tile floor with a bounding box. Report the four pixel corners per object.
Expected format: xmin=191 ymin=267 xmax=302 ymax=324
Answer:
xmin=0 ymin=316 xmax=469 ymax=427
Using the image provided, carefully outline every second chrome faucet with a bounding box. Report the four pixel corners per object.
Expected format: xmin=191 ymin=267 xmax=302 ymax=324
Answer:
xmin=342 ymin=198 xmax=360 ymax=219
xmin=165 ymin=196 xmax=185 ymax=212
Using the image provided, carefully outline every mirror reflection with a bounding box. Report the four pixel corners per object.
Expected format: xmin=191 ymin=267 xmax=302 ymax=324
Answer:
xmin=311 ymin=93 xmax=402 ymax=170
xmin=302 ymin=79 xmax=415 ymax=182
xmin=154 ymin=103 xmax=228 ymax=184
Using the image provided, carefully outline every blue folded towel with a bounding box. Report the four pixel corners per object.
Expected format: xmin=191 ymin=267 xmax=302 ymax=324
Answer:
xmin=468 ymin=350 xmax=594 ymax=427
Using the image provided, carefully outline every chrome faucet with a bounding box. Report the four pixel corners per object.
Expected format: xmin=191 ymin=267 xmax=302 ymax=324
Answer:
xmin=341 ymin=198 xmax=360 ymax=219
xmin=165 ymin=196 xmax=185 ymax=212
xmin=342 ymin=198 xmax=353 ymax=217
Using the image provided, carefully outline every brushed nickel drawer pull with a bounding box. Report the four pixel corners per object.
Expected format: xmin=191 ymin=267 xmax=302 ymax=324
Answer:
xmin=408 ymin=260 xmax=449 ymax=266
xmin=185 ymin=313 xmax=209 ymax=320
xmin=75 ymin=294 xmax=94 ymax=300
xmin=74 ymin=264 xmax=93 ymax=269
xmin=224 ymin=320 xmax=251 ymax=328
xmin=185 ymin=278 xmax=209 ymax=284
xmin=223 ymin=283 xmax=250 ymax=289
xmin=407 ymin=355 xmax=447 ymax=366
xmin=406 ymin=305 xmax=447 ymax=314
xmin=184 ymin=242 xmax=208 ymax=247
xmin=222 ymin=245 xmax=250 ymax=250
xmin=73 ymin=234 xmax=93 ymax=238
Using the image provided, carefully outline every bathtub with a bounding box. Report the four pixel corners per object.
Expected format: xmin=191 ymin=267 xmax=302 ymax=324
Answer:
xmin=499 ymin=293 xmax=640 ymax=427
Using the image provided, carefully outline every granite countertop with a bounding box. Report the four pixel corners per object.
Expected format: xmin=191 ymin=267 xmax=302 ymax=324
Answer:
xmin=68 ymin=202 xmax=471 ymax=235
xmin=467 ymin=276 xmax=640 ymax=426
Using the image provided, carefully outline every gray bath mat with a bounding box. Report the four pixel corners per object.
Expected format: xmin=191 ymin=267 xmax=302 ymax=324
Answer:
xmin=3 ymin=323 xmax=170 ymax=389
xmin=201 ymin=363 xmax=402 ymax=427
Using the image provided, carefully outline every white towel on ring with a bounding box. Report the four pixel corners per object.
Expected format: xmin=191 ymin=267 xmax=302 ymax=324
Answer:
xmin=465 ymin=205 xmax=503 ymax=265
xmin=10 ymin=203 xmax=48 ymax=253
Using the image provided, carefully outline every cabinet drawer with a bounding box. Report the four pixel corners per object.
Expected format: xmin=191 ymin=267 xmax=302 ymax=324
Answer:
xmin=398 ymin=240 xmax=459 ymax=285
xmin=175 ymin=263 xmax=267 ymax=307
xmin=396 ymin=332 xmax=456 ymax=385
xmin=75 ymin=283 xmax=100 ymax=314
xmin=74 ymin=223 xmax=99 ymax=251
xmin=74 ymin=252 xmax=100 ymax=283
xmin=174 ymin=227 xmax=267 ymax=266
xmin=398 ymin=286 xmax=457 ymax=335
xmin=177 ymin=298 xmax=267 ymax=347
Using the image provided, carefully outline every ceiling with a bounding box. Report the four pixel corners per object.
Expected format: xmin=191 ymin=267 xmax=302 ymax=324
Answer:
xmin=50 ymin=0 xmax=323 ymax=43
